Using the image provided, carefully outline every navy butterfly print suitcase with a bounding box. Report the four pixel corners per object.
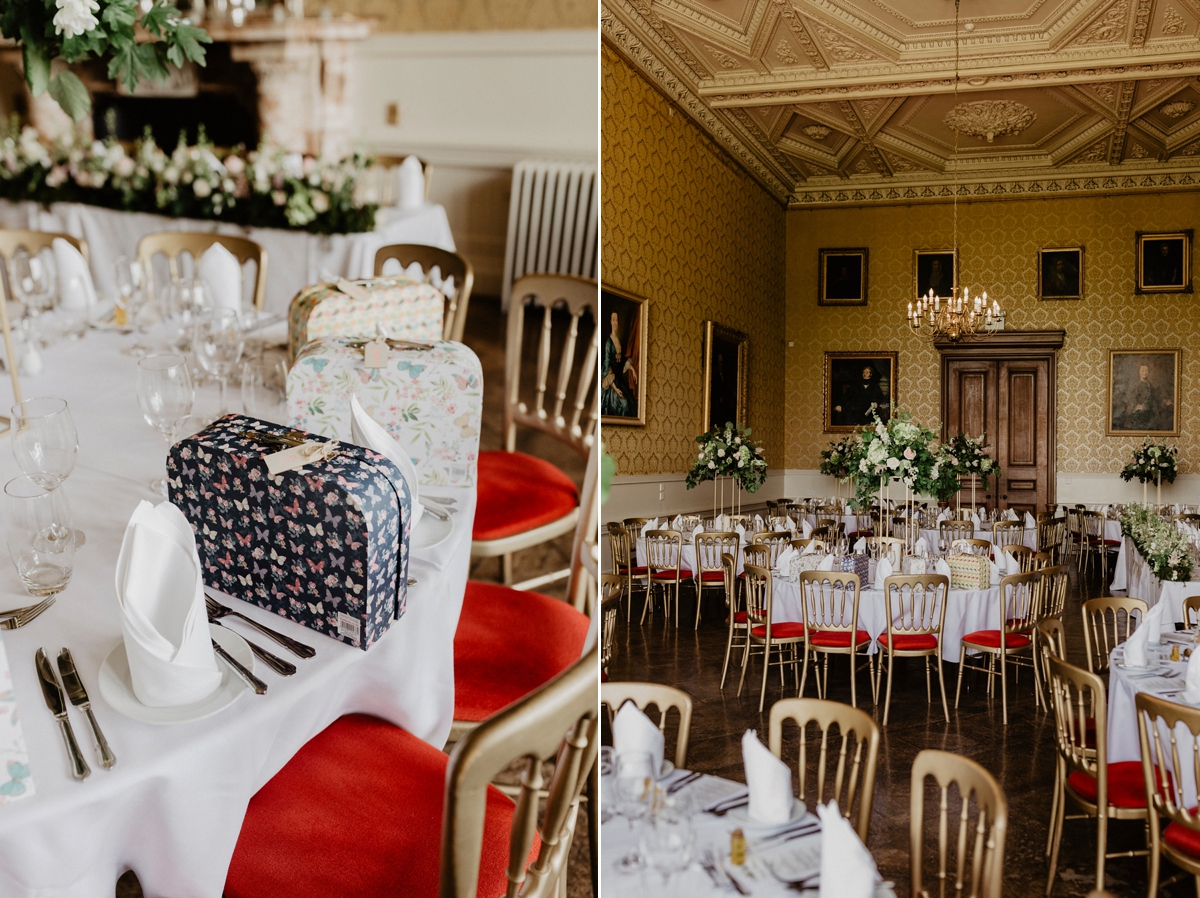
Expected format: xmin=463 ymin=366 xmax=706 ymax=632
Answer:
xmin=167 ymin=414 xmax=411 ymax=650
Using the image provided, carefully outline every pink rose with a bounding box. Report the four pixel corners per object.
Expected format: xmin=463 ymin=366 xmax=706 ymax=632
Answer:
xmin=904 ymin=447 xmax=916 ymax=460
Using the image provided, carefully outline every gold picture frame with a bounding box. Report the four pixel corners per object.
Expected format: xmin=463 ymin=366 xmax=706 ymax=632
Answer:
xmin=1038 ymin=246 xmax=1084 ymax=301
xmin=701 ymin=321 xmax=748 ymax=432
xmin=824 ymin=351 xmax=898 ymax=433
xmin=913 ymin=249 xmax=956 ymax=300
xmin=1107 ymin=349 xmax=1180 ymax=436
xmin=600 ymin=284 xmax=648 ymax=427
xmin=818 ymin=248 xmax=868 ymax=306
xmin=1136 ymin=230 xmax=1192 ymax=294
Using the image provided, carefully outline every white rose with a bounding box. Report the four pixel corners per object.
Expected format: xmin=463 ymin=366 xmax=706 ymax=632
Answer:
xmin=53 ymin=0 xmax=100 ymax=39
xmin=271 ymin=189 xmax=287 ymax=206
xmin=163 ymin=166 xmax=180 ymax=185
xmin=717 ymin=449 xmax=725 ymax=458
xmin=193 ymin=179 xmax=212 ymax=198
xmin=708 ymin=461 xmax=716 ymax=469
xmin=311 ymin=190 xmax=329 ymax=213
xmin=114 ymin=157 xmax=135 ymax=178
xmin=887 ymin=457 xmax=900 ymax=470
xmin=224 ymin=155 xmax=245 ymax=176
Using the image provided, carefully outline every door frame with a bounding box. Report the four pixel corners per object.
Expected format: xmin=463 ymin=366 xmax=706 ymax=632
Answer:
xmin=936 ymin=330 xmax=1065 ymax=510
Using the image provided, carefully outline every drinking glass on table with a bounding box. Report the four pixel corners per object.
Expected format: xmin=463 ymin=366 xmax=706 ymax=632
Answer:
xmin=194 ymin=309 xmax=244 ymax=417
xmin=113 ymin=256 xmax=149 ymax=356
xmin=613 ymin=750 xmax=655 ymax=873
xmin=12 ymin=250 xmax=55 ymax=349
xmin=240 ymin=355 xmax=288 ymax=424
xmin=5 ymin=474 xmax=74 ymax=597
xmin=137 ymin=353 xmax=195 ymax=496
xmin=641 ymin=803 xmax=695 ymax=890
xmin=163 ymin=278 xmax=209 ymax=352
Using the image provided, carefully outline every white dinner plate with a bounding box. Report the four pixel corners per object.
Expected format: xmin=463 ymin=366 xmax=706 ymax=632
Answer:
xmin=97 ymin=624 xmax=255 ymax=725
xmin=412 ymin=511 xmax=454 ymax=551
xmin=725 ymin=799 xmax=812 ymax=836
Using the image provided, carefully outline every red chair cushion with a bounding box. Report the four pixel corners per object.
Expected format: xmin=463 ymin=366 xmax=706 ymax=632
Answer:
xmin=730 ymin=610 xmax=748 ymax=623
xmin=698 ymin=571 xmax=725 ymax=583
xmin=225 ymin=714 xmax=525 ymax=898
xmin=652 ymin=569 xmax=692 ymax=580
xmin=877 ymin=632 xmax=938 ymax=651
xmin=617 ymin=565 xmax=649 ymax=576
xmin=1103 ymin=539 xmax=1122 ymax=546
xmin=848 ymin=531 xmax=874 ymax=540
xmin=1067 ymin=761 xmax=1171 ymax=809
xmin=750 ymin=622 xmax=807 ymax=639
xmin=1164 ymin=809 xmax=1200 ymax=858
xmin=961 ymin=630 xmax=1032 ymax=650
xmin=453 ymin=581 xmax=590 ymax=722
xmin=474 ymin=450 xmax=579 ymax=542
xmin=809 ymin=629 xmax=871 ymax=648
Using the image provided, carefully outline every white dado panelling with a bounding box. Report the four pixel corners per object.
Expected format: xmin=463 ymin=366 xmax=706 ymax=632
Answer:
xmin=351 ymin=30 xmax=598 ymax=295
xmin=1057 ymin=472 xmax=1200 ymax=506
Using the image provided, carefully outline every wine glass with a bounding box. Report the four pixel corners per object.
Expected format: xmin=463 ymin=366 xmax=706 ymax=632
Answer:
xmin=240 ymin=355 xmax=288 ymax=424
xmin=163 ymin=278 xmax=209 ymax=352
xmin=194 ymin=309 xmax=244 ymax=417
xmin=599 ymin=747 xmax=615 ymax=825
xmin=137 ymin=353 xmax=195 ymax=496
xmin=114 ymin=256 xmax=149 ymax=356
xmin=5 ymin=474 xmax=74 ymax=597
xmin=12 ymin=250 xmax=55 ymax=349
xmin=613 ymin=751 xmax=655 ymax=873
xmin=640 ymin=804 xmax=695 ymax=890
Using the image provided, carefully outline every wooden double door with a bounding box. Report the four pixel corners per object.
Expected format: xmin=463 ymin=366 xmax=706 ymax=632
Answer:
xmin=939 ymin=332 xmax=1064 ymax=516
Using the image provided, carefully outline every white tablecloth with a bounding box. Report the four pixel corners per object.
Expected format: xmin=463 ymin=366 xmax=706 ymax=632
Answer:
xmin=0 ymin=328 xmax=475 ymax=897
xmin=1111 ymin=537 xmax=1200 ymax=622
xmin=636 ymin=533 xmax=747 ymax=577
xmin=0 ymin=199 xmax=455 ymax=315
xmin=769 ymin=575 xmax=1000 ymax=663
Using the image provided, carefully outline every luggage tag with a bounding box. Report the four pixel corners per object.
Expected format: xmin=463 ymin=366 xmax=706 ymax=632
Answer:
xmin=264 ymin=440 xmax=340 ymax=477
xmin=363 ymin=323 xmax=390 ymax=369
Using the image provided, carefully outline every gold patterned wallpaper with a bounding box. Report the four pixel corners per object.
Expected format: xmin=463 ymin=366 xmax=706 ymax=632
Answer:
xmin=601 ymin=46 xmax=787 ymax=477
xmin=785 ymin=190 xmax=1200 ymax=473
xmin=320 ymin=0 xmax=596 ymax=31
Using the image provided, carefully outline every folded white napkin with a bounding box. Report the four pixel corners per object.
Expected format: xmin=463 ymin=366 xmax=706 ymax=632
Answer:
xmin=937 ymin=509 xmax=949 ymax=522
xmin=915 ymin=537 xmax=928 ymax=557
xmin=52 ymin=238 xmax=96 ymax=311
xmin=1025 ymin=511 xmax=1037 ymax=529
xmin=801 ymin=541 xmax=818 ymax=556
xmin=935 ymin=557 xmax=952 ymax=579
xmin=394 ymin=155 xmax=426 ymax=211
xmin=693 ymin=523 xmax=704 ymax=538
xmin=1185 ymin=649 xmax=1200 ymax=704
xmin=742 ymin=730 xmax=793 ymax=825
xmin=1006 ymin=508 xmax=1018 ymax=521
xmin=874 ymin=557 xmax=893 ymax=589
xmin=671 ymin=514 xmax=683 ymax=531
xmin=115 ymin=501 xmax=222 ymax=707
xmin=853 ymin=537 xmax=866 ymax=553
xmin=775 ymin=546 xmax=798 ymax=573
xmin=716 ymin=514 xmax=729 ymax=530
xmin=785 ymin=517 xmax=797 ymax=533
xmin=735 ymin=524 xmax=746 ymax=542
xmin=801 ymin=519 xmax=813 ymax=539
xmin=641 ymin=519 xmax=659 ymax=538
xmin=989 ymin=559 xmax=1003 ymax=585
xmin=198 ymin=242 xmax=242 ymax=313
xmin=1124 ymin=615 xmax=1152 ymax=668
xmin=612 ymin=701 xmax=665 ymax=776
xmin=818 ymin=800 xmax=878 ymax=898
xmin=1145 ymin=601 xmax=1163 ymax=645
xmin=1004 ymin=551 xmax=1022 ymax=576
xmin=817 ymin=554 xmax=835 ymax=571
xmin=349 ymin=395 xmax=422 ymax=530
xmin=754 ymin=514 xmax=764 ymax=529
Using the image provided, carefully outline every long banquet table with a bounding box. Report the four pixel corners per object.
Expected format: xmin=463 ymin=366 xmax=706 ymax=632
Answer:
xmin=0 ymin=328 xmax=476 ymax=897
xmin=1111 ymin=536 xmax=1200 ymax=623
xmin=0 ymin=199 xmax=456 ymax=315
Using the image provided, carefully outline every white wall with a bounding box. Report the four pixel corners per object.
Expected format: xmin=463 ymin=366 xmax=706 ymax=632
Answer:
xmin=350 ymin=30 xmax=598 ymax=295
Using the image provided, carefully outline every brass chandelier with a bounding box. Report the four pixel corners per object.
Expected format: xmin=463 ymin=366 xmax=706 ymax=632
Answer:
xmin=906 ymin=0 xmax=1004 ymax=343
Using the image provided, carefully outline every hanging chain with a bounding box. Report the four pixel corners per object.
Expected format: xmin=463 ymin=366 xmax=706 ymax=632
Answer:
xmin=952 ymin=0 xmax=960 ymax=292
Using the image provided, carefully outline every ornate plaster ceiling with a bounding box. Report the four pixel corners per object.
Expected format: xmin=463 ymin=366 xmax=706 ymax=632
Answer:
xmin=602 ymin=0 xmax=1200 ymax=205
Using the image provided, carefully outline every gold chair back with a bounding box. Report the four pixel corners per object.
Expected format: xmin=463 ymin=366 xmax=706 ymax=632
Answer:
xmin=1037 ymin=616 xmax=1068 ymax=662
xmin=1081 ymin=596 xmax=1148 ymax=674
xmin=606 ymin=523 xmax=628 ymax=570
xmin=1037 ymin=517 xmax=1067 ymax=561
xmin=768 ymin=697 xmax=880 ymax=842
xmin=1000 ymin=571 xmax=1041 ymax=635
xmin=0 ymin=228 xmax=87 ymax=263
xmin=817 ymin=504 xmax=840 ymax=519
xmin=644 ymin=531 xmax=683 ymax=577
xmin=1135 ymin=691 xmax=1200 ymax=892
xmin=884 ymin=574 xmax=949 ymax=642
xmin=369 ymin=154 xmax=433 ymax=203
xmin=1032 ymin=550 xmax=1055 ymax=570
xmin=695 ymin=531 xmax=738 ymax=576
xmin=504 ymin=274 xmax=597 ymax=459
xmin=810 ymin=525 xmax=832 ymax=544
xmin=854 ymin=512 xmax=874 ymax=535
xmin=990 ymin=520 xmax=1024 ymax=547
xmin=910 ymin=749 xmax=1008 ymax=898
xmin=871 ymin=536 xmax=906 ymax=567
xmin=566 ymin=438 xmax=599 ymax=615
xmin=951 ymin=537 xmax=991 ymax=556
xmin=1046 ymin=655 xmax=1107 ymax=790
xmin=136 ymin=231 xmax=267 ymax=310
xmin=1000 ymin=543 xmax=1034 ymax=572
xmin=1038 ymin=564 xmax=1070 ymax=620
xmin=743 ymin=563 xmax=774 ymax=630
xmin=1184 ymin=594 xmax=1200 ymax=628
xmin=600 ymin=575 xmax=620 ymax=673
xmin=623 ymin=517 xmax=649 ymax=532
xmin=743 ymin=543 xmax=770 ymax=569
xmin=600 ymin=682 xmax=693 ymax=769
xmin=798 ymin=571 xmax=861 ymax=637
xmin=1173 ymin=513 xmax=1200 ymax=526
xmin=373 ymin=244 xmax=473 ymax=342
xmin=940 ymin=520 xmax=975 ymax=542
xmin=751 ymin=531 xmax=791 ymax=567
xmin=791 ymin=538 xmax=812 ymax=553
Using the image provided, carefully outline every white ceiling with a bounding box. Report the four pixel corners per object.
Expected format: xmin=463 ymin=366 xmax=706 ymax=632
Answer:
xmin=602 ymin=0 xmax=1200 ymax=204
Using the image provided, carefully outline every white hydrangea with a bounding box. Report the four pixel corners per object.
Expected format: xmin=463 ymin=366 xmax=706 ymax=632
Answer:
xmin=53 ymin=0 xmax=100 ymax=39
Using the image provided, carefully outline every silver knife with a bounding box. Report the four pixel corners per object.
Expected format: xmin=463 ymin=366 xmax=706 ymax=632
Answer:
xmin=211 ymin=640 xmax=268 ymax=695
xmin=56 ymin=648 xmax=116 ymax=769
xmin=35 ymin=648 xmax=89 ymax=780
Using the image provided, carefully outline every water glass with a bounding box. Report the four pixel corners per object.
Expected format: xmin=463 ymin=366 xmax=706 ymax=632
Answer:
xmin=11 ymin=398 xmax=78 ymax=487
xmin=640 ymin=806 xmax=695 ymax=888
xmin=12 ymin=251 xmax=55 ymax=348
xmin=194 ymin=309 xmax=244 ymax=417
xmin=113 ymin=257 xmax=150 ymax=355
xmin=137 ymin=353 xmax=195 ymax=496
xmin=240 ymin=355 xmax=288 ymax=424
xmin=58 ymin=276 xmax=90 ymax=340
xmin=5 ymin=474 xmax=74 ymax=596
xmin=613 ymin=750 xmax=655 ymax=873
xmin=163 ymin=278 xmax=210 ymax=352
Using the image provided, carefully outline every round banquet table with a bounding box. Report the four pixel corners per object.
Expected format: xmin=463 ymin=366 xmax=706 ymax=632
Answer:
xmin=770 ymin=574 xmax=1002 ymax=663
xmin=0 ymin=327 xmax=477 ymax=897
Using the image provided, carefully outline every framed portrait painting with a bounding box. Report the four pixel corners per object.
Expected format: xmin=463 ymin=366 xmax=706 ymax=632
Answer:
xmin=1136 ymin=230 xmax=1193 ymax=294
xmin=600 ymin=284 xmax=647 ymax=426
xmin=913 ymin=250 xmax=956 ymax=300
xmin=702 ymin=321 xmax=748 ymax=433
xmin=1107 ymin=349 xmax=1180 ymax=436
xmin=818 ymin=248 xmax=868 ymax=306
xmin=1039 ymin=247 xmax=1084 ymax=300
xmin=824 ymin=352 xmax=897 ymax=433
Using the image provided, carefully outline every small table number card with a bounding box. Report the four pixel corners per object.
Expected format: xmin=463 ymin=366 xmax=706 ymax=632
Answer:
xmin=0 ymin=635 xmax=33 ymax=803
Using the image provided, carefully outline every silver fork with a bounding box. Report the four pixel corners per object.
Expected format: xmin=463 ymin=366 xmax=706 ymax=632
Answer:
xmin=0 ymin=597 xmax=55 ymax=630
xmin=205 ymin=595 xmax=316 ymax=659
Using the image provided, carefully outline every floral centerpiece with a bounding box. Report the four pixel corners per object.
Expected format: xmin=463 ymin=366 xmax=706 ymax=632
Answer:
xmin=1120 ymin=503 xmax=1192 ymax=582
xmin=685 ymin=422 xmax=767 ymax=515
xmin=942 ymin=432 xmax=999 ymax=510
xmin=819 ymin=435 xmax=858 ymax=501
xmin=0 ymin=120 xmax=377 ymax=234
xmin=1121 ymin=439 xmax=1179 ymax=506
xmin=847 ymin=409 xmax=940 ymax=509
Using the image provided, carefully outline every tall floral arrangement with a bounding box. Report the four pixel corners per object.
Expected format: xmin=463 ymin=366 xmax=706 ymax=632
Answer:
xmin=685 ymin=422 xmax=767 ymax=493
xmin=819 ymin=435 xmax=858 ymax=480
xmin=846 ymin=409 xmax=940 ymax=506
xmin=1120 ymin=439 xmax=1179 ymax=485
xmin=942 ymin=432 xmax=999 ymax=506
xmin=1120 ymin=504 xmax=1192 ymax=582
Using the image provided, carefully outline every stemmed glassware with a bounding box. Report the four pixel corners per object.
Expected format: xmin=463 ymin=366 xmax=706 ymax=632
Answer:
xmin=11 ymin=398 xmax=83 ymax=544
xmin=12 ymin=250 xmax=55 ymax=349
xmin=163 ymin=278 xmax=210 ymax=353
xmin=137 ymin=354 xmax=195 ymax=496
xmin=113 ymin=256 xmax=149 ymax=356
xmin=194 ymin=309 xmax=244 ymax=418
xmin=5 ymin=474 xmax=74 ymax=597
xmin=640 ymin=802 xmax=695 ymax=891
xmin=613 ymin=750 xmax=655 ymax=873
xmin=240 ymin=355 xmax=288 ymax=424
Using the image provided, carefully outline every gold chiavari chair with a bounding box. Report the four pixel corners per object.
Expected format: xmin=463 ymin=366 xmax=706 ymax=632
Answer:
xmin=809 ymin=525 xmax=832 ymax=545
xmin=891 ymin=515 xmax=921 ymax=547
xmin=738 ymin=564 xmax=807 ymax=712
xmin=606 ymin=523 xmax=641 ymax=622
xmin=940 ymin=519 xmax=975 ymax=546
xmin=790 ymin=538 xmax=812 ymax=553
xmin=1034 ymin=565 xmax=1071 ymax=709
xmin=693 ymin=531 xmax=738 ymax=630
xmin=1080 ymin=510 xmax=1121 ymax=581
xmin=817 ymin=504 xmax=841 ymax=522
xmin=798 ymin=571 xmax=875 ymax=709
xmin=991 ymin=519 xmax=1024 ymax=549
xmin=601 ymin=682 xmax=693 ymax=769
xmin=1000 ymin=543 xmax=1035 ymax=572
xmin=910 ymin=749 xmax=1007 ymax=898
xmin=1135 ymin=692 xmax=1200 ymax=895
xmin=783 ymin=503 xmax=805 ymax=522
xmin=951 ymin=537 xmax=992 ymax=556
xmin=728 ymin=514 xmax=750 ymax=529
xmin=1037 ymin=616 xmax=1068 ymax=664
xmin=1064 ymin=507 xmax=1084 ymax=565
xmin=1173 ymin=512 xmax=1200 ymax=526
xmin=642 ymin=530 xmax=690 ymax=627
xmin=1081 ymin=596 xmax=1147 ymax=675
xmin=955 ymin=570 xmax=1042 ymax=725
xmin=1038 ymin=517 xmax=1067 ymax=566
xmin=1046 ymin=655 xmax=1151 ymax=896
xmin=136 ymin=231 xmax=267 ymax=310
xmin=870 ymin=536 xmax=906 ymax=568
xmin=751 ymin=531 xmax=792 ymax=569
xmin=742 ymin=543 xmax=769 ymax=568
xmin=769 ymin=697 xmax=880 ymax=842
xmin=1184 ymin=594 xmax=1200 ymax=628
xmin=850 ymin=511 xmax=875 ymax=540
xmin=1033 ymin=549 xmax=1055 ymax=570
xmin=719 ymin=553 xmax=748 ymax=690
xmin=878 ymin=574 xmax=950 ymax=725
xmin=373 ymin=244 xmax=473 ymax=342
xmin=600 ymin=575 xmax=620 ymax=676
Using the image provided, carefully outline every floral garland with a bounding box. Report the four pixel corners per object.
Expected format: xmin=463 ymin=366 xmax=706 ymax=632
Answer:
xmin=846 ymin=409 xmax=941 ymax=505
xmin=685 ymin=422 xmax=768 ymax=493
xmin=1120 ymin=503 xmax=1193 ymax=582
xmin=819 ymin=435 xmax=858 ymax=480
xmin=0 ymin=121 xmax=376 ymax=234
xmin=1120 ymin=439 xmax=1179 ymax=485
